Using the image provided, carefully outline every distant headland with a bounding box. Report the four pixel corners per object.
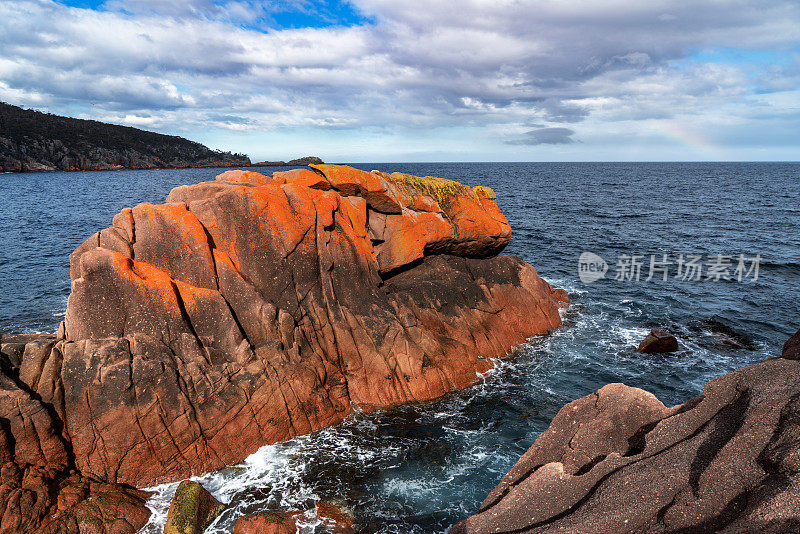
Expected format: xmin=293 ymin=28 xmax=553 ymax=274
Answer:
xmin=0 ymin=102 xmax=323 ymax=173
xmin=252 ymin=156 xmax=324 ymax=166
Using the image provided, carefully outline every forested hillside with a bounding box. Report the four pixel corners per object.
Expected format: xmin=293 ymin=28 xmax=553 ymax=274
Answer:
xmin=0 ymin=102 xmax=250 ymax=172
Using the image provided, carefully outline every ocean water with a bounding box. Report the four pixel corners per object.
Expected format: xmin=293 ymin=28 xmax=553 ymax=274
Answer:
xmin=1 ymin=162 xmax=798 ymax=533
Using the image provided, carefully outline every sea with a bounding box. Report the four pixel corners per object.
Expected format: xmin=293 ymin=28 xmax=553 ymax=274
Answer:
xmin=1 ymin=162 xmax=798 ymax=533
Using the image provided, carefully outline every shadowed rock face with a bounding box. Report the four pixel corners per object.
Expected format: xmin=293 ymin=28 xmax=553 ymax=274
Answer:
xmin=46 ymin=165 xmax=563 ymax=493
xmin=451 ymin=331 xmax=800 ymax=534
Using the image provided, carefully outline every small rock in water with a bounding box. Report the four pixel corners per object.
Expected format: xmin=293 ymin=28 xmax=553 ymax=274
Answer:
xmin=316 ymin=500 xmax=356 ymax=533
xmin=637 ymin=328 xmax=679 ymax=353
xmin=233 ymin=510 xmax=302 ymax=534
xmin=164 ymin=480 xmax=225 ymax=534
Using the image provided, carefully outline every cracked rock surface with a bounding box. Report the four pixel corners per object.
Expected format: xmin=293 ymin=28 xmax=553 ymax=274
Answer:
xmin=1 ymin=165 xmax=566 ymax=532
xmin=450 ymin=330 xmax=800 ymax=534
xmin=0 ymin=334 xmax=151 ymax=534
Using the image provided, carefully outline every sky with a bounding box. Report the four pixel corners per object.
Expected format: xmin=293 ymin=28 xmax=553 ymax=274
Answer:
xmin=0 ymin=0 xmax=799 ymax=162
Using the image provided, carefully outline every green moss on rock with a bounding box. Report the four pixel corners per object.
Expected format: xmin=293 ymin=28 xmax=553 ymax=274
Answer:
xmin=164 ymin=481 xmax=226 ymax=534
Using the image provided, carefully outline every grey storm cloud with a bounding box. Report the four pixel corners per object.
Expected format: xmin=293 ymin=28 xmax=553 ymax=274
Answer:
xmin=0 ymin=0 xmax=798 ymax=147
xmin=507 ymin=128 xmax=577 ymax=145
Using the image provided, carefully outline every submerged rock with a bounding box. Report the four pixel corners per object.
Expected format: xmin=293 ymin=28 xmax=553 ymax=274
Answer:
xmin=451 ymin=335 xmax=800 ymax=533
xmin=164 ymin=480 xmax=225 ymax=534
xmin=687 ymin=318 xmax=757 ymax=351
xmin=637 ymin=328 xmax=679 ymax=353
xmin=315 ymin=500 xmax=356 ymax=533
xmin=232 ymin=501 xmax=354 ymax=534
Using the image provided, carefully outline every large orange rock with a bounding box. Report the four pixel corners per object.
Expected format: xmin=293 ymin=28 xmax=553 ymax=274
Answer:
xmin=51 ymin=165 xmax=566 ymax=490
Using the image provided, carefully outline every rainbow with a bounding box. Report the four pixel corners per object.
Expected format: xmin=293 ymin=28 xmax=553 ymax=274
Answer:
xmin=656 ymin=122 xmax=725 ymax=160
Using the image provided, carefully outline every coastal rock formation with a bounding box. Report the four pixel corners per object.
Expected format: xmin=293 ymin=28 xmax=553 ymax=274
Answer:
xmin=451 ymin=333 xmax=800 ymax=533
xmin=637 ymin=328 xmax=679 ymax=353
xmin=0 ymin=162 xmax=564 ymax=532
xmin=60 ymin=164 xmax=563 ymax=488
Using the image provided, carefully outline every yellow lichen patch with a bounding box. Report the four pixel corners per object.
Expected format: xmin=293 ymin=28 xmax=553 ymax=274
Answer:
xmin=376 ymin=171 xmax=473 ymax=212
xmin=472 ymin=185 xmax=497 ymax=200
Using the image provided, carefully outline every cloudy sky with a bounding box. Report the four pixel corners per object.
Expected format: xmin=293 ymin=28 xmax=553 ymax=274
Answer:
xmin=1 ymin=0 xmax=799 ymax=161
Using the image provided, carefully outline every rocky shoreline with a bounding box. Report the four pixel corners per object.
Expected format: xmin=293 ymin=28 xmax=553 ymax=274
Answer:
xmin=451 ymin=330 xmax=800 ymax=533
xmin=1 ymin=163 xmax=796 ymax=533
xmin=0 ymin=158 xmax=251 ymax=173
xmin=0 ymin=164 xmax=567 ymax=532
xmin=1 ymin=156 xmax=326 ymax=174
xmin=0 ymin=101 xmax=252 ymax=173
xmin=251 ymin=156 xmax=325 ymax=167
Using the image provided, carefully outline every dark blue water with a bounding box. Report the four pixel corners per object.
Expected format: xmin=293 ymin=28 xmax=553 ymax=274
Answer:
xmin=1 ymin=163 xmax=798 ymax=533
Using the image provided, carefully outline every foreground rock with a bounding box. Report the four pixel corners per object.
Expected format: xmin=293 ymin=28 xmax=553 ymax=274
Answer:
xmin=0 ymin=164 xmax=565 ymax=531
xmin=783 ymin=328 xmax=800 ymax=360
xmin=233 ymin=511 xmax=301 ymax=534
xmin=164 ymin=481 xmax=225 ymax=534
xmin=232 ymin=501 xmax=354 ymax=534
xmin=451 ymin=330 xmax=800 ymax=533
xmin=0 ymin=332 xmax=151 ymax=532
xmin=637 ymin=328 xmax=679 ymax=353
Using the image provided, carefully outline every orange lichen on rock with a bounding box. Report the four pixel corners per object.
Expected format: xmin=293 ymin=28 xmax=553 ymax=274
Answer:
xmin=58 ymin=164 xmax=567 ymax=490
xmin=371 ymin=210 xmax=453 ymax=272
xmin=310 ymin=164 xmax=404 ymax=213
xmin=272 ymin=168 xmax=330 ymax=189
xmin=215 ymin=169 xmax=274 ymax=186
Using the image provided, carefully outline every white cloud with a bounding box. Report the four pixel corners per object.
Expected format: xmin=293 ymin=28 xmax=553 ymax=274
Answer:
xmin=0 ymin=0 xmax=798 ymax=160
